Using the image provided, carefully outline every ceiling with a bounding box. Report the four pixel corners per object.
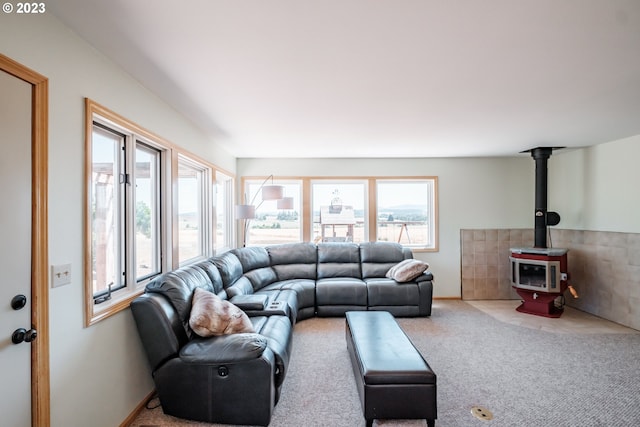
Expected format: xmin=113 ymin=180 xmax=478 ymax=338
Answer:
xmin=49 ymin=0 xmax=640 ymax=158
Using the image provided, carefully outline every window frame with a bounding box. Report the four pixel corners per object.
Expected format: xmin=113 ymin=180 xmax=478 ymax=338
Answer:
xmin=241 ymin=178 xmax=303 ymax=246
xmin=237 ymin=176 xmax=438 ymax=251
xmin=133 ymin=142 xmax=163 ymax=282
xmin=310 ymin=179 xmax=369 ymax=243
xmin=215 ymin=170 xmax=235 ymax=253
xmin=85 ymin=100 xmax=172 ymax=326
xmin=375 ymin=178 xmax=438 ymax=251
xmin=175 ymin=154 xmax=213 ymax=266
xmin=84 ymin=99 xmax=235 ymax=326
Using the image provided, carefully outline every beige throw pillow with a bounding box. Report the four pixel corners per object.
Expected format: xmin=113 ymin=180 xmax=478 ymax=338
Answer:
xmin=189 ymin=287 xmax=255 ymax=337
xmin=386 ymin=259 xmax=429 ymax=283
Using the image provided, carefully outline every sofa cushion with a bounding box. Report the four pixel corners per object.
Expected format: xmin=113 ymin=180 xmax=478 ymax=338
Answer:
xmin=386 ymin=259 xmax=429 ymax=282
xmin=146 ymin=266 xmax=215 ymax=322
xmin=360 ymin=241 xmax=408 ymax=278
xmin=225 ymin=276 xmax=254 ymax=298
xmin=192 ymin=259 xmax=226 ymax=297
xmin=231 ymin=247 xmax=278 ymax=291
xmin=261 ymin=279 xmax=316 ymax=312
xmin=268 ymin=242 xmax=318 ymax=280
xmin=365 ymin=278 xmax=421 ymax=306
xmin=316 ymin=277 xmax=367 ymax=306
xmin=243 ymin=267 xmax=279 ymax=291
xmin=212 ymin=252 xmax=244 ymax=287
xmin=189 ymin=288 xmax=255 ymax=337
xmin=232 ymin=246 xmax=271 ymax=270
xmin=317 ymin=243 xmax=362 ymax=279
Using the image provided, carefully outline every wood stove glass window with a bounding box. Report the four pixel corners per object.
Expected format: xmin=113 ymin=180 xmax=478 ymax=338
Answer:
xmin=518 ymin=263 xmax=547 ymax=288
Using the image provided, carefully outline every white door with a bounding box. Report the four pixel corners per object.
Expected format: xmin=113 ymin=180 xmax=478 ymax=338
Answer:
xmin=0 ymin=69 xmax=33 ymax=427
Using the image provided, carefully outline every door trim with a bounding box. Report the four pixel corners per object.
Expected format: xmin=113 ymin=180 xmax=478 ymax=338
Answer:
xmin=0 ymin=53 xmax=50 ymax=427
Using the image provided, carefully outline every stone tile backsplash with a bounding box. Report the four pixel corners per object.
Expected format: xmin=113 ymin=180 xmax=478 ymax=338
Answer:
xmin=460 ymin=228 xmax=640 ymax=330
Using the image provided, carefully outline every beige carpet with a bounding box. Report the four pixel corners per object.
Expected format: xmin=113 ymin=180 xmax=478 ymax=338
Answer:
xmin=130 ymin=300 xmax=640 ymax=427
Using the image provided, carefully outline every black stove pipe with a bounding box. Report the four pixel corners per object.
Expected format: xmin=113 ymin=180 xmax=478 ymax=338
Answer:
xmin=529 ymin=147 xmax=561 ymax=248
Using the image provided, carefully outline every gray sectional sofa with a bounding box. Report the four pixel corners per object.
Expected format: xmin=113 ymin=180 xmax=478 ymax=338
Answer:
xmin=131 ymin=241 xmax=433 ymax=426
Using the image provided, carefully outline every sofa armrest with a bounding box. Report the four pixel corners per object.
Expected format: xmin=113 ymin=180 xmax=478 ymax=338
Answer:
xmin=131 ymin=293 xmax=188 ymax=371
xmin=416 ymin=279 xmax=434 ymax=316
xmin=416 ymin=271 xmax=434 ymax=282
xmin=230 ymin=294 xmax=268 ymax=310
xmin=179 ymin=333 xmax=267 ymax=363
xmin=245 ymin=300 xmax=291 ymax=318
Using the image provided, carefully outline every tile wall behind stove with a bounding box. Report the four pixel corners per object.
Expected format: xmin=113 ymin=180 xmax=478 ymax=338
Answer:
xmin=460 ymin=228 xmax=640 ymax=330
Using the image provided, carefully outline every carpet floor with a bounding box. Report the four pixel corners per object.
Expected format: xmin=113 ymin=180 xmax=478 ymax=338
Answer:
xmin=130 ymin=301 xmax=640 ymax=427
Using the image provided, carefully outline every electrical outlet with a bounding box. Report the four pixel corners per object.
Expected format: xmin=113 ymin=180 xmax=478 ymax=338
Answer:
xmin=52 ymin=264 xmax=72 ymax=288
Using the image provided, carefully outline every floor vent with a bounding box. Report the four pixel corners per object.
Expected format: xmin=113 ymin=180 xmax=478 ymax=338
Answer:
xmin=471 ymin=406 xmax=494 ymax=421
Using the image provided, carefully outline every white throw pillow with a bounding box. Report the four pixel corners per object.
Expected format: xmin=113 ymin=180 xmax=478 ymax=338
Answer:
xmin=189 ymin=287 xmax=255 ymax=337
xmin=386 ymin=259 xmax=429 ymax=282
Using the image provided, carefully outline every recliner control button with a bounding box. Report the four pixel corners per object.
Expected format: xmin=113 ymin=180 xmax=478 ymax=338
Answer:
xmin=218 ymin=366 xmax=229 ymax=377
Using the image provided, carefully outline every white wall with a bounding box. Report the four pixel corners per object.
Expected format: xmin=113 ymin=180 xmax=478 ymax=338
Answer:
xmin=550 ymin=135 xmax=640 ymax=233
xmin=0 ymin=13 xmax=234 ymax=427
xmin=238 ymin=156 xmax=535 ymax=297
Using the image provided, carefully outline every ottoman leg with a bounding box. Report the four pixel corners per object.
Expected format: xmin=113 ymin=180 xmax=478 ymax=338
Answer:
xmin=366 ymin=419 xmax=373 ymax=427
xmin=427 ymin=419 xmax=435 ymax=427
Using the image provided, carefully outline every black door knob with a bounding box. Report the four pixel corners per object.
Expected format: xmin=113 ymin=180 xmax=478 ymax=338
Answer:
xmin=25 ymin=328 xmax=37 ymax=342
xmin=12 ymin=328 xmax=26 ymax=344
xmin=11 ymin=328 xmax=37 ymax=344
xmin=11 ymin=294 xmax=27 ymax=310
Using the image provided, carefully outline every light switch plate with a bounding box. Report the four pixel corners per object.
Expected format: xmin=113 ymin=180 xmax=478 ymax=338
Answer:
xmin=52 ymin=264 xmax=72 ymax=287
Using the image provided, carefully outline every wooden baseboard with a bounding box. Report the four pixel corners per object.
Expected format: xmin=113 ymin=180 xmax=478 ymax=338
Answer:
xmin=433 ymin=296 xmax=461 ymax=300
xmin=119 ymin=390 xmax=156 ymax=427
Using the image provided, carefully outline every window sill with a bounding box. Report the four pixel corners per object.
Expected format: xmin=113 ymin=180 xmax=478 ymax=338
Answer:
xmin=85 ymin=287 xmax=145 ymax=327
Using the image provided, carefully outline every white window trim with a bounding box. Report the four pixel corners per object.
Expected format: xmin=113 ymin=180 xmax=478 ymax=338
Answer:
xmin=215 ymin=171 xmax=235 ymax=253
xmin=176 ymin=154 xmax=214 ymax=266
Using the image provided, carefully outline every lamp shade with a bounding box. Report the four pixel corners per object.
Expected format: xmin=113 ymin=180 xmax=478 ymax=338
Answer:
xmin=235 ymin=204 xmax=256 ymax=219
xmin=277 ymin=197 xmax=294 ymax=210
xmin=261 ymin=184 xmax=284 ymax=200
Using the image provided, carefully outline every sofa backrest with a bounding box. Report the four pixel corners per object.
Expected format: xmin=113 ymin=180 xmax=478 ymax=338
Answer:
xmin=212 ymin=251 xmax=244 ymax=286
xmin=267 ymin=242 xmax=318 ymax=281
xmin=145 ymin=265 xmax=213 ymax=319
xmin=212 ymin=251 xmax=253 ymax=297
xmin=316 ymin=242 xmax=361 ymax=279
xmin=193 ymin=258 xmax=226 ymax=296
xmin=145 ymin=241 xmax=419 ymax=310
xmin=359 ymin=241 xmax=410 ymax=278
xmin=144 ymin=263 xmax=219 ymax=339
xmin=231 ymin=247 xmax=278 ymax=291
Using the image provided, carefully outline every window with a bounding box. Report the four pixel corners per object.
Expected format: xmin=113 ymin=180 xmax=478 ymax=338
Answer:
xmin=312 ymin=181 xmax=368 ymax=243
xmin=242 ymin=179 xmax=302 ymax=245
xmin=237 ymin=176 xmax=437 ymax=251
xmin=376 ymin=179 xmax=437 ymax=249
xmin=215 ymin=170 xmax=234 ymax=253
xmin=176 ymin=155 xmax=212 ymax=264
xmin=134 ymin=143 xmax=162 ymax=280
xmin=85 ymin=99 xmax=231 ymax=326
xmin=86 ymin=102 xmax=167 ymax=325
xmin=90 ymin=124 xmax=124 ymax=298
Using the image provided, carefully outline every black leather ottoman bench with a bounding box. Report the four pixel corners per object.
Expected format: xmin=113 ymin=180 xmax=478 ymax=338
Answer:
xmin=345 ymin=311 xmax=437 ymax=427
